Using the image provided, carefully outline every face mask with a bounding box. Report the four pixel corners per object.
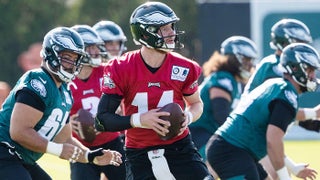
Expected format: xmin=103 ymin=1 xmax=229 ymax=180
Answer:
xmin=90 ymin=57 xmax=102 ymax=67
xmin=240 ymin=69 xmax=251 ymax=80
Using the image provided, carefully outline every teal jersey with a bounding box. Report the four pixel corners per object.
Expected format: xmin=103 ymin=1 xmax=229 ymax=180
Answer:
xmin=243 ymin=54 xmax=283 ymax=95
xmin=0 ymin=68 xmax=73 ymax=164
xmin=216 ymin=78 xmax=298 ymax=160
xmin=190 ymin=71 xmax=242 ymax=134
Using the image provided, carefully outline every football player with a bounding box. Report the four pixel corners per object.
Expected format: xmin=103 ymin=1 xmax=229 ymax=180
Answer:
xmin=93 ymin=20 xmax=127 ymax=62
xmin=69 ymin=25 xmax=126 ymax=180
xmin=189 ymin=36 xmax=258 ymax=161
xmin=244 ymin=18 xmax=320 ymax=124
xmin=95 ymin=1 xmax=213 ymax=180
xmin=243 ymin=18 xmax=320 ymax=179
xmin=206 ymin=43 xmax=319 ymax=180
xmin=0 ymin=27 xmax=122 ymax=179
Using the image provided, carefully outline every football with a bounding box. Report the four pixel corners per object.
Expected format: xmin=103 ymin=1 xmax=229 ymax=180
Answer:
xmin=74 ymin=108 xmax=96 ymax=142
xmin=158 ymin=103 xmax=185 ymax=140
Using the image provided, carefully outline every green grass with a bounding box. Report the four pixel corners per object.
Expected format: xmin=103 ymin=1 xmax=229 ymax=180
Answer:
xmin=37 ymin=140 xmax=320 ymax=180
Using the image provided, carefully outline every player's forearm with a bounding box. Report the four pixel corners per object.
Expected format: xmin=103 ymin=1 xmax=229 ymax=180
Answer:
xmin=186 ymin=101 xmax=203 ymax=123
xmin=95 ymin=113 xmax=132 ymax=131
xmin=10 ymin=124 xmax=51 ymax=154
xmin=266 ymin=126 xmax=285 ymax=170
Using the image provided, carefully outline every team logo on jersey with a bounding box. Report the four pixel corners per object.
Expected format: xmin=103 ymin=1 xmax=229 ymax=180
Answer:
xmin=148 ymin=82 xmax=160 ymax=88
xmin=83 ymin=89 xmax=94 ymax=95
xmin=284 ymin=90 xmax=298 ymax=109
xmin=30 ymin=79 xmax=47 ymax=97
xmin=171 ymin=66 xmax=189 ymax=81
xmin=218 ymin=78 xmax=233 ymax=92
xmin=103 ymin=73 xmax=115 ymax=89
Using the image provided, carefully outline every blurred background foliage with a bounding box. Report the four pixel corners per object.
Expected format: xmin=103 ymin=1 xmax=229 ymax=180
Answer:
xmin=0 ymin=0 xmax=198 ymax=86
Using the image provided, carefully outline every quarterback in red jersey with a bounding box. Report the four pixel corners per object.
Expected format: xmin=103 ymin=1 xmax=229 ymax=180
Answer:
xmin=70 ymin=25 xmax=125 ymax=180
xmin=95 ymin=2 xmax=213 ymax=180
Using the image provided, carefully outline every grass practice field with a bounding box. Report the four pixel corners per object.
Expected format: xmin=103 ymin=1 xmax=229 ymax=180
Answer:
xmin=37 ymin=140 xmax=320 ymax=180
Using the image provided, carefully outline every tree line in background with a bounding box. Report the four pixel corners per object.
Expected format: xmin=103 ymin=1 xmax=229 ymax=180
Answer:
xmin=0 ymin=0 xmax=198 ymax=86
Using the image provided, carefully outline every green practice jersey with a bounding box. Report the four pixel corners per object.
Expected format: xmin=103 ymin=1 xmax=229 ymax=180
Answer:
xmin=190 ymin=71 xmax=242 ymax=134
xmin=216 ymin=78 xmax=298 ymax=160
xmin=243 ymin=54 xmax=283 ymax=95
xmin=0 ymin=68 xmax=73 ymax=164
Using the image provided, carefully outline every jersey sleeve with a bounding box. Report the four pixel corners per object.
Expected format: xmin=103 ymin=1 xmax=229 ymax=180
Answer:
xmin=182 ymin=60 xmax=202 ymax=95
xmin=17 ymin=72 xmax=49 ymax=104
xmin=101 ymin=59 xmax=124 ymax=96
xmin=208 ymin=72 xmax=236 ymax=98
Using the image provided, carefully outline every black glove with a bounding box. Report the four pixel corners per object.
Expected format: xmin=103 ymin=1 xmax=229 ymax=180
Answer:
xmin=87 ymin=148 xmax=104 ymax=164
xmin=298 ymin=119 xmax=320 ymax=133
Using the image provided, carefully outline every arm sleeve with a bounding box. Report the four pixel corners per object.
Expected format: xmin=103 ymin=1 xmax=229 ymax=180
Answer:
xmin=268 ymin=99 xmax=295 ymax=132
xmin=15 ymin=87 xmax=45 ymax=112
xmin=96 ymin=93 xmax=132 ymax=132
xmin=211 ymin=97 xmax=231 ymax=126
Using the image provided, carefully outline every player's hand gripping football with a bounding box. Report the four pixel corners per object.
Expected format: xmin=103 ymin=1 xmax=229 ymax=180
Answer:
xmin=137 ymin=109 xmax=170 ymax=137
xmin=178 ymin=110 xmax=192 ymax=136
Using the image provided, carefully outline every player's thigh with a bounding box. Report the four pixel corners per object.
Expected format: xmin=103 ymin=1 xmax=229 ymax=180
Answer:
xmin=0 ymin=162 xmax=32 ymax=180
xmin=70 ymin=162 xmax=100 ymax=180
xmin=0 ymin=146 xmax=32 ymax=179
xmin=23 ymin=163 xmax=52 ymax=180
xmin=206 ymin=135 xmax=261 ymax=179
xmin=189 ymin=126 xmax=212 ymax=149
xmin=100 ymin=161 xmax=126 ymax=180
xmin=165 ymin=137 xmax=212 ymax=180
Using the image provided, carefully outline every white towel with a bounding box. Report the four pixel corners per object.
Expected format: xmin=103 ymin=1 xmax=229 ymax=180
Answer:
xmin=147 ymin=149 xmax=176 ymax=180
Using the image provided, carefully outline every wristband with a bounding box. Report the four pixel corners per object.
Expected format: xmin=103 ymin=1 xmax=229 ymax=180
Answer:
xmin=132 ymin=113 xmax=142 ymax=127
xmin=284 ymin=157 xmax=305 ymax=176
xmin=46 ymin=141 xmax=63 ymax=157
xmin=185 ymin=111 xmax=193 ymax=125
xmin=86 ymin=148 xmax=104 ymax=164
xmin=276 ymin=166 xmax=292 ymax=180
xmin=303 ymin=108 xmax=317 ymax=120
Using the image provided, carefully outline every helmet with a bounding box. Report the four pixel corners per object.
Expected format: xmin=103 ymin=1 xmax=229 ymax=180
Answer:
xmin=130 ymin=1 xmax=184 ymax=51
xmin=41 ymin=27 xmax=86 ymax=82
xmin=220 ymin=36 xmax=258 ymax=79
xmin=270 ymin=19 xmax=312 ymax=51
xmin=281 ymin=43 xmax=320 ymax=91
xmin=220 ymin=36 xmax=258 ymax=60
xmin=93 ymin=20 xmax=127 ymax=60
xmin=71 ymin=25 xmax=104 ymax=67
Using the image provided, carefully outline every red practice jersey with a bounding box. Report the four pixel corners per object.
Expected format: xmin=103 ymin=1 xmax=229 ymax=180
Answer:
xmin=70 ymin=66 xmax=120 ymax=147
xmin=102 ymin=50 xmax=201 ymax=148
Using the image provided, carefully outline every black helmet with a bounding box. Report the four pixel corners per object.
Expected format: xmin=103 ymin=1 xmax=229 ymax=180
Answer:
xmin=130 ymin=1 xmax=184 ymax=51
xmin=270 ymin=19 xmax=312 ymax=51
xmin=41 ymin=27 xmax=86 ymax=82
xmin=281 ymin=43 xmax=320 ymax=91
